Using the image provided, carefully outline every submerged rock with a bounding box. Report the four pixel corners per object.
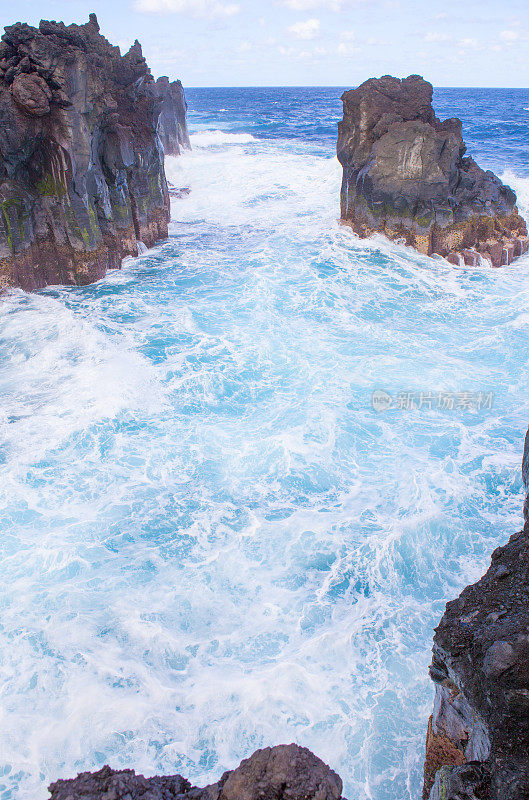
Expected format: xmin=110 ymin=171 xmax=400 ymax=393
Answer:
xmin=423 ymin=429 xmax=529 ymax=799
xmin=0 ymin=14 xmax=170 ymax=291
xmin=337 ymin=75 xmax=528 ymax=267
xmin=156 ymin=76 xmax=191 ymax=156
xmin=47 ymin=744 xmax=344 ymax=800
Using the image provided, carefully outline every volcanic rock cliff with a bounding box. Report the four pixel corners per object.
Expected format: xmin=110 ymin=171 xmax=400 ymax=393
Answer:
xmin=0 ymin=14 xmax=170 ymax=292
xmin=156 ymin=76 xmax=191 ymax=156
xmin=423 ymin=430 xmax=529 ymax=799
xmin=47 ymin=744 xmax=344 ymax=800
xmin=337 ymin=75 xmax=528 ymax=267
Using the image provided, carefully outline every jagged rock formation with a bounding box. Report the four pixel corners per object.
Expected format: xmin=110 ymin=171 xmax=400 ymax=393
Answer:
xmin=337 ymin=75 xmax=528 ymax=267
xmin=47 ymin=744 xmax=344 ymax=800
xmin=156 ymin=76 xmax=190 ymax=156
xmin=0 ymin=14 xmax=170 ymax=292
xmin=423 ymin=429 xmax=529 ymax=799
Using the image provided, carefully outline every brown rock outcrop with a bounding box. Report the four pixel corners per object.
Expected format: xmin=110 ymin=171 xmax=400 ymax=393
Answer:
xmin=337 ymin=75 xmax=528 ymax=267
xmin=0 ymin=14 xmax=170 ymax=292
xmin=47 ymin=744 xmax=344 ymax=800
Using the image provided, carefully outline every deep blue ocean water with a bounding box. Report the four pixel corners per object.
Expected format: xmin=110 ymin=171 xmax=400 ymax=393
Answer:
xmin=1 ymin=87 xmax=529 ymax=800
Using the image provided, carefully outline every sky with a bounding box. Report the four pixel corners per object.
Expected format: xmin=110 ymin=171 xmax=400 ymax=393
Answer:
xmin=1 ymin=0 xmax=528 ymax=87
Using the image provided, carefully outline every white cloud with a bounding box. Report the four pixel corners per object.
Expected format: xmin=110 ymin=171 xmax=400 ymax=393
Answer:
xmin=500 ymin=29 xmax=520 ymax=43
xmin=340 ymin=29 xmax=355 ymax=40
xmin=288 ymin=18 xmax=320 ymax=39
xmin=337 ymin=42 xmax=352 ymax=55
xmin=458 ymin=37 xmax=479 ymax=49
xmin=280 ymin=0 xmax=342 ymax=9
xmin=278 ymin=45 xmax=312 ymax=58
xmin=134 ymin=0 xmax=240 ymax=16
xmin=424 ymin=32 xmax=450 ymax=42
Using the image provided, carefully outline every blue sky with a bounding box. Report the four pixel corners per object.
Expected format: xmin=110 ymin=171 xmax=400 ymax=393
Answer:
xmin=2 ymin=0 xmax=528 ymax=87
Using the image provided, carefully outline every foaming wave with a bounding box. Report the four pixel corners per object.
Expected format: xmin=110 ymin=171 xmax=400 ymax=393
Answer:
xmin=502 ymin=169 xmax=529 ymax=220
xmin=165 ymin=139 xmax=340 ymax=233
xmin=2 ymin=126 xmax=529 ymax=800
xmin=0 ymin=291 xmax=165 ymax=471
xmin=190 ymin=130 xmax=257 ymax=148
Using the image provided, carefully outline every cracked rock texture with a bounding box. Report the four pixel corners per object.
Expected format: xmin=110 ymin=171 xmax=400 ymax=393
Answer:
xmin=0 ymin=13 xmax=170 ymax=291
xmin=156 ymin=76 xmax=190 ymax=156
xmin=423 ymin=429 xmax=529 ymax=799
xmin=47 ymin=744 xmax=344 ymax=800
xmin=337 ymin=75 xmax=528 ymax=267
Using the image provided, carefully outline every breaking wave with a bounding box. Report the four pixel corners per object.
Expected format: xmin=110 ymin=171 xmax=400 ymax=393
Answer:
xmin=1 ymin=89 xmax=529 ymax=800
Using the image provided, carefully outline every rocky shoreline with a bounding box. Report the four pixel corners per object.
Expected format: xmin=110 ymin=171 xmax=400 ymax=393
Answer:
xmin=422 ymin=431 xmax=529 ymax=800
xmin=338 ymin=75 xmax=528 ymax=267
xmin=1 ymin=14 xmax=527 ymax=799
xmin=0 ymin=15 xmax=188 ymax=292
xmin=43 ymin=435 xmax=529 ymax=799
xmin=47 ymin=745 xmax=344 ymax=800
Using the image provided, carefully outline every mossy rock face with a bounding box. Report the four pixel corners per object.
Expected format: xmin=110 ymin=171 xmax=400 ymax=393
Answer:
xmin=0 ymin=198 xmax=30 ymax=253
xmin=1 ymin=205 xmax=14 ymax=252
xmin=0 ymin=12 xmax=175 ymax=290
xmin=36 ymin=172 xmax=67 ymax=197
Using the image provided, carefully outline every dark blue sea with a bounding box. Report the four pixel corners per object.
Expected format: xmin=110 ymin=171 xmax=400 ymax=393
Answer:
xmin=1 ymin=87 xmax=529 ymax=800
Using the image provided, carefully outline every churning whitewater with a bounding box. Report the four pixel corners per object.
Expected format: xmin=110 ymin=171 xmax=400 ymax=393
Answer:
xmin=1 ymin=88 xmax=529 ymax=800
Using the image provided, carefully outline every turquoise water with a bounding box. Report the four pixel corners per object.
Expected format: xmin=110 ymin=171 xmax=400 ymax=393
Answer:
xmin=1 ymin=88 xmax=529 ymax=799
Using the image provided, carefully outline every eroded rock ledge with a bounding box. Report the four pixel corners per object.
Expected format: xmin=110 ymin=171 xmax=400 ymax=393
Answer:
xmin=0 ymin=14 xmax=172 ymax=291
xmin=337 ymin=75 xmax=528 ymax=267
xmin=47 ymin=744 xmax=344 ymax=800
xmin=156 ymin=76 xmax=191 ymax=156
xmin=423 ymin=430 xmax=529 ymax=799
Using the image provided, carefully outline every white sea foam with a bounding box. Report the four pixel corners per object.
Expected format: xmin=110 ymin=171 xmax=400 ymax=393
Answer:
xmin=501 ymin=169 xmax=529 ymax=220
xmin=1 ymin=130 xmax=529 ymax=800
xmin=190 ymin=130 xmax=257 ymax=147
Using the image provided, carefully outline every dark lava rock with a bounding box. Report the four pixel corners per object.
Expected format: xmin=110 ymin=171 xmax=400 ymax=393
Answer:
xmin=156 ymin=76 xmax=190 ymax=156
xmin=423 ymin=430 xmax=529 ymax=799
xmin=0 ymin=14 xmax=171 ymax=291
xmin=48 ymin=765 xmax=192 ymax=799
xmin=47 ymin=744 xmax=344 ymax=800
xmin=203 ymin=744 xmax=343 ymax=800
xmin=337 ymin=75 xmax=528 ymax=267
xmin=11 ymin=72 xmax=52 ymax=115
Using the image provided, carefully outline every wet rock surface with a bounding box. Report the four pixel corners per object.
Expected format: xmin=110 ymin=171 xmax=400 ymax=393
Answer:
xmin=47 ymin=744 xmax=344 ymax=800
xmin=156 ymin=76 xmax=191 ymax=156
xmin=423 ymin=429 xmax=529 ymax=799
xmin=338 ymin=75 xmax=528 ymax=267
xmin=0 ymin=13 xmax=170 ymax=291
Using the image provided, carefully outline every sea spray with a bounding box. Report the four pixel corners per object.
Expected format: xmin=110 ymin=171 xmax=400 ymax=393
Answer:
xmin=1 ymin=87 xmax=529 ymax=800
